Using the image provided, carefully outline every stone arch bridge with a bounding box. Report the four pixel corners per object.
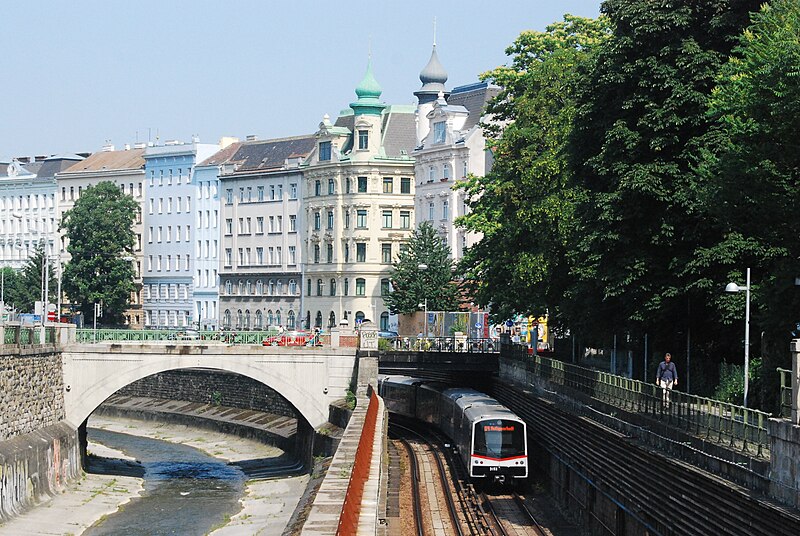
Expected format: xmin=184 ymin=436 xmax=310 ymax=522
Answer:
xmin=62 ymin=342 xmax=359 ymax=430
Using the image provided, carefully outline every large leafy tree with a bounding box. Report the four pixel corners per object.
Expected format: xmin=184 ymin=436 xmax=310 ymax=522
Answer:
xmin=61 ymin=181 xmax=137 ymax=325
xmin=697 ymin=0 xmax=800 ymax=408
xmin=568 ymin=0 xmax=760 ymax=353
xmin=384 ymin=221 xmax=461 ymax=314
xmin=457 ymin=15 xmax=610 ymax=325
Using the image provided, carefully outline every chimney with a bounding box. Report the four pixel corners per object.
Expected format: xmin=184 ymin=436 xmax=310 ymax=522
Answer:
xmin=246 ymin=135 xmax=258 ymax=142
xmin=134 ymin=142 xmax=146 ymax=149
xmin=124 ymin=143 xmax=131 ymax=150
xmin=102 ymin=143 xmax=115 ymax=152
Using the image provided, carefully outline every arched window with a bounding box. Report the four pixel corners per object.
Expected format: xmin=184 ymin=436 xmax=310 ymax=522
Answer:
xmin=316 ymin=279 xmax=323 ymax=296
xmin=268 ymin=279 xmax=275 ymax=295
xmin=275 ymin=309 xmax=281 ymax=326
xmin=236 ymin=309 xmax=243 ymax=329
xmin=315 ymin=311 xmax=323 ymax=328
xmin=256 ymin=279 xmax=263 ymax=294
xmin=380 ymin=311 xmax=389 ymax=331
xmin=355 ymin=311 xmax=365 ymax=324
xmin=255 ymin=310 xmax=263 ymax=329
xmin=344 ymin=278 xmax=349 ymax=296
xmin=237 ymin=279 xmax=244 ymax=294
xmin=330 ymin=278 xmax=336 ymax=296
xmin=287 ymin=310 xmax=296 ymax=329
xmin=305 ymin=311 xmax=311 ymax=330
xmin=328 ymin=311 xmax=336 ymax=328
xmin=244 ymin=309 xmax=251 ymax=329
xmin=225 ymin=280 xmax=232 ymax=294
xmin=276 ymin=280 xmax=283 ymax=295
xmin=267 ymin=309 xmax=274 ymax=326
xmin=289 ymin=279 xmax=297 ymax=295
xmin=246 ymin=280 xmax=253 ymax=294
xmin=223 ymin=310 xmax=231 ymax=328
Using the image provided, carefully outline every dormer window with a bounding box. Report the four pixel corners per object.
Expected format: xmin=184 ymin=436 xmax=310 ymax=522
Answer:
xmin=319 ymin=141 xmax=331 ymax=161
xmin=434 ymin=121 xmax=446 ymax=144
xmin=358 ymin=130 xmax=369 ymax=150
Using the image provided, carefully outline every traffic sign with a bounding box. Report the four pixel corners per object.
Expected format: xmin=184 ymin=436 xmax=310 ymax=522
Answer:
xmin=475 ymin=322 xmax=482 ymax=329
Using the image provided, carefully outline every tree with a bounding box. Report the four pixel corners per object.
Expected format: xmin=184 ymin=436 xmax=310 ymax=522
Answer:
xmin=14 ymin=243 xmax=58 ymax=313
xmin=60 ymin=181 xmax=138 ymax=325
xmin=456 ymin=14 xmax=610 ymax=326
xmin=567 ymin=0 xmax=760 ymax=351
xmin=0 ymin=266 xmax=23 ymax=314
xmin=697 ymin=0 xmax=800 ymax=409
xmin=383 ymin=221 xmax=461 ymax=314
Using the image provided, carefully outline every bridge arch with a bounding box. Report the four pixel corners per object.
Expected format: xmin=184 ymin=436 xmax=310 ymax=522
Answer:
xmin=62 ymin=344 xmax=357 ymax=431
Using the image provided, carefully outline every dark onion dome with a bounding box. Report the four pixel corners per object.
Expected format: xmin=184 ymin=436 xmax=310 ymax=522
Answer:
xmin=415 ymin=45 xmax=449 ymax=104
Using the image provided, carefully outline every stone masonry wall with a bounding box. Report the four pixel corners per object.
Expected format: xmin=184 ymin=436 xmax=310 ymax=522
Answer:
xmin=768 ymin=419 xmax=800 ymax=509
xmin=0 ymin=350 xmax=65 ymax=442
xmin=115 ymin=369 xmax=296 ymax=417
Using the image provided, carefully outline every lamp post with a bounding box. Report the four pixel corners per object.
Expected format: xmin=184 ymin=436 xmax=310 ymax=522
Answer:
xmin=725 ymin=268 xmax=751 ymax=407
xmin=418 ymin=263 xmax=428 ymax=338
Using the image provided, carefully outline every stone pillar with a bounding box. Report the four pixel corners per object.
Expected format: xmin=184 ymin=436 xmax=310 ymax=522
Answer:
xmin=791 ymin=339 xmax=800 ymax=425
xmin=359 ymin=321 xmax=378 ymax=352
xmin=329 ymin=327 xmax=340 ymax=348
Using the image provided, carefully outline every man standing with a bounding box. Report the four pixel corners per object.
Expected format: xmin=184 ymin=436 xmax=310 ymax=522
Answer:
xmin=656 ymin=352 xmax=678 ymax=408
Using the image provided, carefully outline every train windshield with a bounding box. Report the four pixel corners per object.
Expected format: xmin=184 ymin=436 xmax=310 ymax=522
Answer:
xmin=473 ymin=419 xmax=525 ymax=459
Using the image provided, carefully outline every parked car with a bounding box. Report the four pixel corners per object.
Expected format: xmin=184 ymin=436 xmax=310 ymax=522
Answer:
xmin=263 ymin=331 xmax=310 ymax=347
xmin=378 ymin=331 xmax=399 ymax=338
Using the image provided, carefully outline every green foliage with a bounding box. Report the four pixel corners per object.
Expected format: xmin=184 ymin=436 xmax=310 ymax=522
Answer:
xmin=383 ymin=221 xmax=462 ymax=314
xmin=713 ymin=362 xmax=745 ymax=404
xmin=61 ymin=181 xmax=138 ymax=325
xmin=0 ymin=266 xmax=23 ymax=313
xmin=345 ymin=389 xmax=356 ymax=410
xmin=377 ymin=338 xmax=392 ymax=351
xmin=6 ymin=244 xmax=58 ymax=314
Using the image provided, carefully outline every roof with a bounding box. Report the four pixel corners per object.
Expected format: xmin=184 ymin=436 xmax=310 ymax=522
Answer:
xmin=447 ymin=82 xmax=501 ymax=131
xmin=380 ymin=108 xmax=417 ymax=158
xmin=203 ymin=135 xmax=316 ymax=174
xmin=36 ymin=155 xmax=85 ymax=179
xmin=61 ymin=148 xmax=145 ymax=173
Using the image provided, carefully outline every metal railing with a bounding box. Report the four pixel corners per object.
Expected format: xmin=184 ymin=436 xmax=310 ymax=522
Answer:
xmin=380 ymin=336 xmax=499 ymax=353
xmin=777 ymin=367 xmax=793 ymax=419
xmin=76 ymin=329 xmax=280 ymax=345
xmin=509 ymin=350 xmax=771 ymax=457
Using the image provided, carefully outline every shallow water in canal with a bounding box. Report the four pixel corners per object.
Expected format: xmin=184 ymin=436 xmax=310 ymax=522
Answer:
xmin=83 ymin=427 xmax=245 ymax=536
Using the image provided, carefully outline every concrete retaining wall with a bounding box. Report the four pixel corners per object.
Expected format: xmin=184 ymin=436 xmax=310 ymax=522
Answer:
xmin=0 ymin=350 xmax=64 ymax=441
xmin=769 ymin=419 xmax=800 ymax=508
xmin=0 ymin=422 xmax=81 ymax=523
xmin=116 ymin=368 xmax=296 ymax=417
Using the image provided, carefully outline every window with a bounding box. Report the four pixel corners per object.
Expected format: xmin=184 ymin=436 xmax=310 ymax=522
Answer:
xmin=327 ymin=211 xmax=334 ymax=230
xmin=428 ymin=166 xmax=435 ymax=182
xmin=326 ymin=243 xmax=333 ymax=263
xmin=289 ymin=279 xmax=297 ymax=294
xmin=330 ymin=278 xmax=336 ymax=296
xmin=429 ymin=202 xmax=435 ymax=221
xmin=381 ymin=243 xmax=392 ymax=263
xmin=442 ymin=200 xmax=449 ymax=220
xmin=290 ymin=183 xmax=297 ymax=199
xmin=316 ymin=279 xmax=323 ymax=296
xmin=268 ymin=247 xmax=274 ymax=264
xmin=315 ymin=180 xmax=321 ymax=196
xmin=344 ymin=244 xmax=350 ymax=263
xmin=443 ymin=164 xmax=451 ymax=180
xmin=380 ymin=311 xmax=389 ymax=331
xmin=246 ymin=187 xmax=252 ymax=202
xmin=463 ymin=160 xmax=468 ymax=177
xmin=276 ymin=246 xmax=281 ymax=264
xmin=257 ymin=247 xmax=264 ymax=264
xmin=270 ymin=185 xmax=275 ymax=200
xmin=148 ymin=198 xmax=153 ymax=214
xmin=382 ymin=210 xmax=392 ymax=228
xmin=257 ymin=216 xmax=264 ymax=234
xmin=226 ymin=189 xmax=233 ymax=204
xmin=328 ymin=178 xmax=335 ymax=195
xmin=434 ymin=121 xmax=446 ymax=144
xmin=400 ymin=211 xmax=410 ymax=229
xmin=225 ymin=248 xmax=232 ymax=266
xmin=258 ymin=186 xmax=264 ymax=201
xmin=356 ymin=242 xmax=366 ymax=262
xmin=307 ymin=278 xmax=312 ymax=296
xmin=356 ymin=210 xmax=367 ymax=228
xmin=346 ymin=178 xmax=352 ymax=194
xmin=289 ymin=215 xmax=297 ymax=232
xmin=358 ymin=130 xmax=368 ymax=150
xmin=356 ymin=278 xmax=366 ymax=296
xmin=319 ymin=141 xmax=331 ymax=161
xmin=344 ymin=278 xmax=349 ymax=296
xmin=269 ymin=216 xmax=275 ymax=232
xmin=239 ymin=188 xmax=245 ymax=202
xmin=328 ymin=311 xmax=336 ymax=328
xmin=345 ymin=211 xmax=350 ymax=229
xmin=315 ymin=311 xmax=323 ymax=328
xmin=314 ymin=212 xmax=321 ymax=230
xmin=278 ymin=184 xmax=283 ymax=199
xmin=314 ymin=244 xmax=320 ymax=263
xmin=381 ymin=278 xmax=391 ymax=296
xmin=383 ymin=177 xmax=393 ymax=193
xmin=255 ymin=310 xmax=263 ymax=329
xmin=287 ymin=310 xmax=296 ymax=329
xmin=289 ymin=246 xmax=296 ymax=265
xmin=256 ymin=279 xmax=263 ymax=294
xmin=225 ymin=219 xmax=233 ymax=235
xmin=357 ymin=176 xmax=367 ymax=193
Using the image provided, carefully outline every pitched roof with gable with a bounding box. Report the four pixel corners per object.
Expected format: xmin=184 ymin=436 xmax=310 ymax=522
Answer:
xmin=61 ymin=149 xmax=145 ymax=173
xmin=447 ymin=82 xmax=501 ymax=131
xmin=202 ymin=135 xmax=316 ymax=174
xmin=381 ymin=108 xmax=417 ymax=158
xmin=36 ymin=155 xmax=85 ymax=179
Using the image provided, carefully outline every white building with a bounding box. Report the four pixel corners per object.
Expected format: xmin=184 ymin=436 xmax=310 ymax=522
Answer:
xmin=412 ymin=45 xmax=499 ymax=260
xmin=302 ymin=60 xmax=417 ymax=332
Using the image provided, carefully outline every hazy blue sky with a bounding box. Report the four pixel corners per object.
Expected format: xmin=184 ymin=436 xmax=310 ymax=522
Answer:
xmin=2 ymin=0 xmax=601 ymax=158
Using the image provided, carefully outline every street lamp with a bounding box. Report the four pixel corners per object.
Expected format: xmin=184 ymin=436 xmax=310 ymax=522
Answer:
xmin=418 ymin=263 xmax=428 ymax=338
xmin=725 ymin=268 xmax=751 ymax=407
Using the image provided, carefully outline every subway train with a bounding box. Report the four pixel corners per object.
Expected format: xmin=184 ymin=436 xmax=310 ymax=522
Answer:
xmin=378 ymin=375 xmax=528 ymax=485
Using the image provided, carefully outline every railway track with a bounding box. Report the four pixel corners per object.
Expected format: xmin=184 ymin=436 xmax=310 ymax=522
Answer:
xmin=390 ymin=419 xmax=546 ymax=536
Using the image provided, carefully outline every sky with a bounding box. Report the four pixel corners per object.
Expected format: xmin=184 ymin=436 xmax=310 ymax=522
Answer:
xmin=2 ymin=0 xmax=601 ymax=158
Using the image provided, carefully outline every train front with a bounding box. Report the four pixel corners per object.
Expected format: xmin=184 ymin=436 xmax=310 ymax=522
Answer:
xmin=470 ymin=418 xmax=528 ymax=483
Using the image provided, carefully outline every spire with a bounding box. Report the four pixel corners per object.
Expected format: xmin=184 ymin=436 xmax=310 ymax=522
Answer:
xmin=415 ymin=25 xmax=449 ymax=105
xmin=351 ymin=57 xmax=386 ymax=116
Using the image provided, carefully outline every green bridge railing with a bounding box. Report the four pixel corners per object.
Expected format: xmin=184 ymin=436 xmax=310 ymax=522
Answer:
xmin=504 ymin=348 xmax=771 ymax=458
xmin=777 ymin=367 xmax=793 ymax=419
xmin=75 ymin=328 xmax=280 ymax=345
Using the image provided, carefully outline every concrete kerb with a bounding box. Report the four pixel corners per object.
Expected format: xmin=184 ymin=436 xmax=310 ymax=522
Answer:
xmin=300 ymin=392 xmax=386 ymax=536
